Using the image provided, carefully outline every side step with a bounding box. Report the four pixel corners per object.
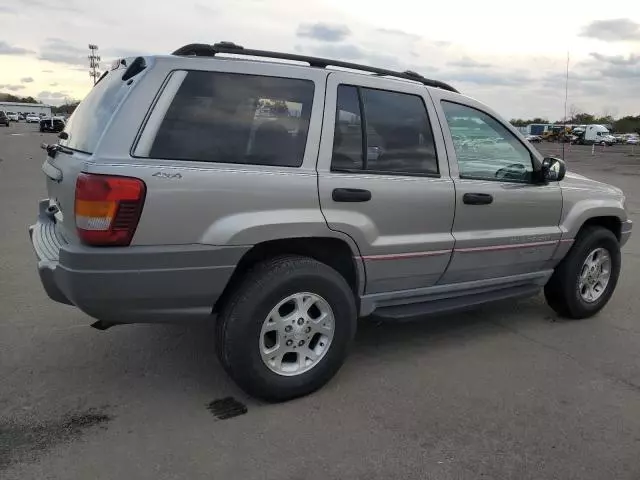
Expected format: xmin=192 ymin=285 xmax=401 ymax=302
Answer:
xmin=372 ymin=284 xmax=540 ymax=321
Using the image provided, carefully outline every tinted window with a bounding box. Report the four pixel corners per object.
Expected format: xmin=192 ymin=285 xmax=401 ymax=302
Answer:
xmin=361 ymin=89 xmax=438 ymax=175
xmin=331 ymin=86 xmax=438 ymax=175
xmin=332 ymin=85 xmax=363 ymax=170
xmin=442 ymin=101 xmax=534 ymax=183
xmin=150 ymin=71 xmax=314 ymax=167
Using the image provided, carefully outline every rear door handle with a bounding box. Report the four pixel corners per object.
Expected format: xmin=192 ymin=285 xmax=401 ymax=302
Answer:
xmin=463 ymin=193 xmax=493 ymax=205
xmin=332 ymin=188 xmax=372 ymax=202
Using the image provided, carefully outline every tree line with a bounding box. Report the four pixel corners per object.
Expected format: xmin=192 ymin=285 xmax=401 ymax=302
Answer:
xmin=510 ymin=112 xmax=640 ymax=134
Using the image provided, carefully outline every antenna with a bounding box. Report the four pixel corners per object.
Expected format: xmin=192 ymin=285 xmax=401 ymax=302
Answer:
xmin=562 ymin=51 xmax=569 ymax=160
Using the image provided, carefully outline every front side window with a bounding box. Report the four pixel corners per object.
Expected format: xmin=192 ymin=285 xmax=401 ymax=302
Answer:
xmin=149 ymin=71 xmax=314 ymax=167
xmin=442 ymin=101 xmax=534 ymax=183
xmin=331 ymin=85 xmax=438 ymax=175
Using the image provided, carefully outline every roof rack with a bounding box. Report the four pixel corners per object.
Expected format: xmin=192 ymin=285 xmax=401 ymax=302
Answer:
xmin=171 ymin=42 xmax=459 ymax=93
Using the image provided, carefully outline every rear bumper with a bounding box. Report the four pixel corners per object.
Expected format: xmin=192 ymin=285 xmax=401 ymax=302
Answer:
xmin=621 ymin=220 xmax=632 ymax=247
xmin=29 ymin=200 xmax=247 ymax=324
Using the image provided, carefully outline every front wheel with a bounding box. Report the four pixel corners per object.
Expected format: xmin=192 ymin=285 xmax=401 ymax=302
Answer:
xmin=216 ymin=255 xmax=357 ymax=402
xmin=544 ymin=226 xmax=621 ymax=319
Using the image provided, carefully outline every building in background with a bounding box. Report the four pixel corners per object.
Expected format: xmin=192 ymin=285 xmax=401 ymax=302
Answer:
xmin=0 ymin=101 xmax=52 ymax=117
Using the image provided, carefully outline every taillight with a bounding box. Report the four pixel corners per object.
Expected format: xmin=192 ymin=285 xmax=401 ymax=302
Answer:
xmin=75 ymin=173 xmax=146 ymax=246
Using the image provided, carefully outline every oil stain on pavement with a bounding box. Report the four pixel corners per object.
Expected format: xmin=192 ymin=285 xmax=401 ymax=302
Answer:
xmin=0 ymin=408 xmax=112 ymax=471
xmin=206 ymin=397 xmax=247 ymax=420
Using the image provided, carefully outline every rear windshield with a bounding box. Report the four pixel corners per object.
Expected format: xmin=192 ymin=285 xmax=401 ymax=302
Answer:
xmin=59 ymin=71 xmax=131 ymax=153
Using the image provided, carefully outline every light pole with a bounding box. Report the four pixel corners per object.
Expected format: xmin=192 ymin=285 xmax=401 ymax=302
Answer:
xmin=88 ymin=44 xmax=101 ymax=85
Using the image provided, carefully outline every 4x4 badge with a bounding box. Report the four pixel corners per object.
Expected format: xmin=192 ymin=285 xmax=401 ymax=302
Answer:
xmin=152 ymin=172 xmax=182 ymax=179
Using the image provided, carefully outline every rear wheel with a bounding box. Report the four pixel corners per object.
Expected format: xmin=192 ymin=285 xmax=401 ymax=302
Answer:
xmin=216 ymin=255 xmax=357 ymax=402
xmin=544 ymin=226 xmax=621 ymax=319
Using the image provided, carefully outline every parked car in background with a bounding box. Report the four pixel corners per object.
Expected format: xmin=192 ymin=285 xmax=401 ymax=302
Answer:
xmin=525 ymin=134 xmax=542 ymax=143
xmin=30 ymin=42 xmax=632 ymax=402
xmin=627 ymin=136 xmax=639 ymax=145
xmin=0 ymin=110 xmax=10 ymax=127
xmin=18 ymin=114 xmax=25 ymax=121
xmin=39 ymin=116 xmax=66 ymax=133
xmin=7 ymin=112 xmax=19 ymax=121
xmin=26 ymin=114 xmax=41 ymax=123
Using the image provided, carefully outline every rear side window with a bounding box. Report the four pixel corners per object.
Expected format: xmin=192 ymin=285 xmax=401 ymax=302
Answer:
xmin=331 ymin=85 xmax=438 ymax=175
xmin=149 ymin=71 xmax=315 ymax=167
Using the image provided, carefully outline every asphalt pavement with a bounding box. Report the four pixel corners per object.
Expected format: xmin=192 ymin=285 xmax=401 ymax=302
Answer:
xmin=1 ymin=122 xmax=640 ymax=479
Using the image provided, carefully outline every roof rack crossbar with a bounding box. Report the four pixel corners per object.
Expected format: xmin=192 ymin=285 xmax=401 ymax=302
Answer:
xmin=171 ymin=42 xmax=459 ymax=93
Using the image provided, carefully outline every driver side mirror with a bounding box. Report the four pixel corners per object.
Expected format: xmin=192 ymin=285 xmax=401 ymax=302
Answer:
xmin=541 ymin=157 xmax=566 ymax=182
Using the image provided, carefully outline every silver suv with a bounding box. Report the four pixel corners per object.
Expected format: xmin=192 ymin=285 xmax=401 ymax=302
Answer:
xmin=30 ymin=42 xmax=632 ymax=401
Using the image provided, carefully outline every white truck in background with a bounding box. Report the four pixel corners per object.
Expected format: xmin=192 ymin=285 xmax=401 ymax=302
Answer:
xmin=573 ymin=125 xmax=616 ymax=145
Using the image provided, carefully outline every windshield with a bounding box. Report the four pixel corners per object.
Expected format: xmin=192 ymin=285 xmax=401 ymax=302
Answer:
xmin=59 ymin=70 xmax=132 ymax=153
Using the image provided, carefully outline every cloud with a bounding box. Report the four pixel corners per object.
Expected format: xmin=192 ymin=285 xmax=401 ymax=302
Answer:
xmin=296 ymin=22 xmax=351 ymax=42
xmin=301 ymin=43 xmax=364 ymax=60
xmin=598 ymin=65 xmax=640 ymax=79
xmin=38 ymin=37 xmax=87 ymax=66
xmin=41 ymin=69 xmax=53 ymax=73
xmin=101 ymin=47 xmax=145 ymax=59
xmin=375 ymin=28 xmax=420 ymax=41
xmin=49 ymin=82 xmax=59 ymax=86
xmin=194 ymin=2 xmax=215 ymax=15
xmin=38 ymin=90 xmax=67 ymax=99
xmin=20 ymin=0 xmax=82 ymax=12
xmin=0 ymin=84 xmax=26 ymax=91
xmin=580 ymin=19 xmax=640 ymax=42
xmin=443 ymin=70 xmax=531 ymax=87
xmin=589 ymin=52 xmax=640 ymax=66
xmin=299 ymin=42 xmax=401 ymax=70
xmin=20 ymin=77 xmax=34 ymax=83
xmin=0 ymin=6 xmax=16 ymax=14
xmin=0 ymin=41 xmax=34 ymax=55
xmin=36 ymin=90 xmax=70 ymax=105
xmin=447 ymin=57 xmax=492 ymax=68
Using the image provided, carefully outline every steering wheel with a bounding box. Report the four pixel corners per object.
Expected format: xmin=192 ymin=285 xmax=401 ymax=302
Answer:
xmin=495 ymin=163 xmax=526 ymax=180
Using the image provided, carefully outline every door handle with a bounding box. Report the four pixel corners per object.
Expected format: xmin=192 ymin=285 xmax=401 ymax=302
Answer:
xmin=332 ymin=188 xmax=372 ymax=202
xmin=463 ymin=193 xmax=493 ymax=205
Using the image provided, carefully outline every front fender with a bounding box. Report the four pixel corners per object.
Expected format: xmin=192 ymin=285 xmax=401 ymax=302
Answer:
xmin=560 ymin=198 xmax=627 ymax=239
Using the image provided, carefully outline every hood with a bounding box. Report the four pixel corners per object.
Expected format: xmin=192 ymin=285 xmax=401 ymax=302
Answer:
xmin=562 ymin=171 xmax=623 ymax=198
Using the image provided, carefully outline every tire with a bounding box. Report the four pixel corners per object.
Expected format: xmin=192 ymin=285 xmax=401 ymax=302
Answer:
xmin=544 ymin=226 xmax=621 ymax=319
xmin=216 ymin=255 xmax=357 ymax=402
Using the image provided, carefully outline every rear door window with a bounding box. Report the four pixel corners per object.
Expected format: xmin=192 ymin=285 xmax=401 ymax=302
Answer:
xmin=331 ymin=85 xmax=438 ymax=175
xmin=148 ymin=71 xmax=315 ymax=167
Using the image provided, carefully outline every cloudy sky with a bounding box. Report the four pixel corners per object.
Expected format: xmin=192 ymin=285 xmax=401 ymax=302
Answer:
xmin=1 ymin=0 xmax=639 ymax=120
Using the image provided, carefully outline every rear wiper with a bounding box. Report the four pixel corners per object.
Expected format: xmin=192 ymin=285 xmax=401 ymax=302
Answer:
xmin=40 ymin=143 xmax=73 ymax=158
